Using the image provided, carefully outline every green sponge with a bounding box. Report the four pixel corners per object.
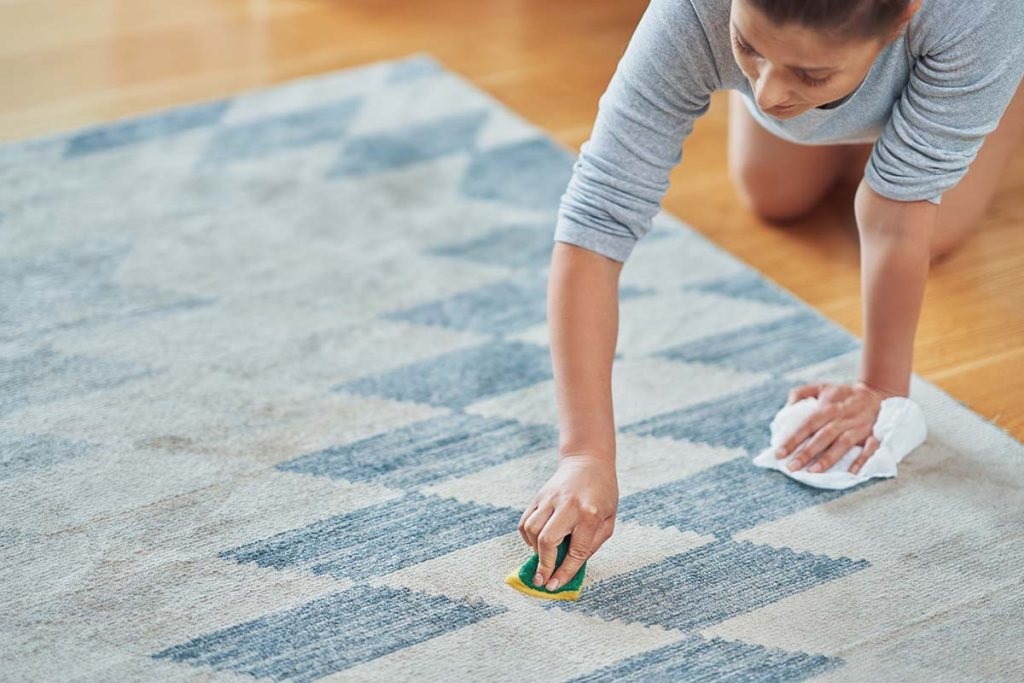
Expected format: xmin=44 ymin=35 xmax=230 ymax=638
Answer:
xmin=504 ymin=534 xmax=587 ymax=601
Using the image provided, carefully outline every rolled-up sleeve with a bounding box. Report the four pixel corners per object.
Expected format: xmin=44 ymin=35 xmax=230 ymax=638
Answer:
xmin=554 ymin=0 xmax=718 ymax=263
xmin=864 ymin=2 xmax=1024 ymax=205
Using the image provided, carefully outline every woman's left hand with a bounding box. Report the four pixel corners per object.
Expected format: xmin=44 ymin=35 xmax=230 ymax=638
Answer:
xmin=775 ymin=381 xmax=899 ymax=474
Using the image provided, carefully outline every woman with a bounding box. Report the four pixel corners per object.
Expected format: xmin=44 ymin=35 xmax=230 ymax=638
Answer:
xmin=519 ymin=0 xmax=1024 ymax=593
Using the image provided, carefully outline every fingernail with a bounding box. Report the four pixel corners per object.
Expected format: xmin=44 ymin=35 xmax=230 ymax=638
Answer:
xmin=775 ymin=448 xmax=786 ymax=459
xmin=809 ymin=463 xmax=822 ymax=472
xmin=533 ymin=573 xmax=543 ymax=586
xmin=787 ymin=460 xmax=800 ymax=471
xmin=546 ymin=578 xmax=559 ymax=591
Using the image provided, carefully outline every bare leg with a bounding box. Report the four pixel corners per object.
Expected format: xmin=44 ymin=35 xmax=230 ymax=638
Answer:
xmin=929 ymin=80 xmax=1024 ymax=260
xmin=727 ymin=89 xmax=853 ymax=223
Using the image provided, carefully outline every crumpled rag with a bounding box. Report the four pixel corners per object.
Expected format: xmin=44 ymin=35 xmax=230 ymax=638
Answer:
xmin=751 ymin=395 xmax=927 ymax=490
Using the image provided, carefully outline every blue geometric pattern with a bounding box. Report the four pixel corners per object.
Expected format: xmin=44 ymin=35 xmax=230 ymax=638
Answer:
xmin=684 ymin=270 xmax=801 ymax=307
xmin=0 ymin=233 xmax=212 ymax=342
xmin=554 ymin=538 xmax=868 ymax=631
xmin=460 ymin=137 xmax=576 ymax=209
xmin=331 ymin=109 xmax=490 ymax=176
xmin=219 ymin=491 xmax=522 ymax=581
xmin=657 ymin=310 xmax=860 ymax=375
xmin=567 ymin=634 xmax=843 ymax=682
xmin=276 ymin=412 xmax=558 ymax=488
xmin=200 ymin=98 xmax=364 ymax=166
xmin=620 ymin=377 xmax=804 ymax=452
xmin=4 ymin=53 xmax=1012 ymax=681
xmin=0 ymin=432 xmax=97 ymax=480
xmin=383 ymin=275 xmax=551 ymax=335
xmin=1 ymin=346 xmax=150 ymax=419
xmin=334 ymin=339 xmax=553 ymax=409
xmin=618 ymin=456 xmax=871 ymax=537
xmin=63 ymin=100 xmax=229 ymax=157
xmin=152 ymin=585 xmax=506 ymax=681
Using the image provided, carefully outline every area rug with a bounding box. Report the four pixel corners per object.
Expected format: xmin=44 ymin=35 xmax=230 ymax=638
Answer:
xmin=2 ymin=53 xmax=1022 ymax=682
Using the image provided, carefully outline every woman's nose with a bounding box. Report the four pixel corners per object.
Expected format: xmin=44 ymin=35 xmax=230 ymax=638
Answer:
xmin=753 ymin=66 xmax=789 ymax=110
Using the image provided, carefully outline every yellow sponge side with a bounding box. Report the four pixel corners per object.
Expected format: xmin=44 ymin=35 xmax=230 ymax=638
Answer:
xmin=503 ymin=571 xmax=582 ymax=602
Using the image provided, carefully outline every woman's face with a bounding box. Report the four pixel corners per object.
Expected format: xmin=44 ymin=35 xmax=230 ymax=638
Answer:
xmin=729 ymin=0 xmax=912 ymax=119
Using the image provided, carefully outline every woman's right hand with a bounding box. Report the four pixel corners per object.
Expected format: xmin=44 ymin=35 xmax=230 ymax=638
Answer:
xmin=517 ymin=452 xmax=619 ymax=592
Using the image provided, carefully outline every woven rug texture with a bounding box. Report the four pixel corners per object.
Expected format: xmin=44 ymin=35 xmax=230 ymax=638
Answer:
xmin=2 ymin=53 xmax=1022 ymax=682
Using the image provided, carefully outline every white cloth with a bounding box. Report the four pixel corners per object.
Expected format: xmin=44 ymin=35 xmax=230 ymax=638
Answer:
xmin=751 ymin=396 xmax=928 ymax=490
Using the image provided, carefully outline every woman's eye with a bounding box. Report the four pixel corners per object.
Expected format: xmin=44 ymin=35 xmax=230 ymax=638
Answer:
xmin=799 ymin=72 xmax=833 ymax=87
xmin=733 ymin=38 xmax=756 ymax=56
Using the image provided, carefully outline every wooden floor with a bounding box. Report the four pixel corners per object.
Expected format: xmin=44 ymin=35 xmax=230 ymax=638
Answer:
xmin=2 ymin=0 xmax=1021 ymax=438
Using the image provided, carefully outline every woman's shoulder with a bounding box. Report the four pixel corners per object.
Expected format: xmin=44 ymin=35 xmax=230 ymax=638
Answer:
xmin=655 ymin=0 xmax=741 ymax=84
xmin=679 ymin=0 xmax=732 ymax=34
xmin=904 ymin=0 xmax=1020 ymax=54
xmin=647 ymin=0 xmax=731 ymax=38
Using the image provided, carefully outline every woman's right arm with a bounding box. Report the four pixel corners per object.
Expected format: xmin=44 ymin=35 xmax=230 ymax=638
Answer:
xmin=519 ymin=0 xmax=720 ymax=591
xmin=517 ymin=242 xmax=622 ymax=593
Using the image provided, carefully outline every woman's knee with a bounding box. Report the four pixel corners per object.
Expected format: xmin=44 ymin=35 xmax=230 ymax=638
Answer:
xmin=727 ymin=90 xmax=855 ymax=224
xmin=729 ymin=161 xmax=826 ymax=223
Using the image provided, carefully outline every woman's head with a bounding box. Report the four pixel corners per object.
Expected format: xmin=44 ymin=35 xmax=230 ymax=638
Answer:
xmin=730 ymin=0 xmax=919 ymax=118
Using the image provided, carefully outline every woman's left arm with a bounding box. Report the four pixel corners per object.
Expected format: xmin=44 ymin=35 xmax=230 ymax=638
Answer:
xmin=854 ymin=178 xmax=936 ymax=398
xmin=773 ymin=0 xmax=1023 ymax=475
xmin=773 ymin=179 xmax=937 ymax=474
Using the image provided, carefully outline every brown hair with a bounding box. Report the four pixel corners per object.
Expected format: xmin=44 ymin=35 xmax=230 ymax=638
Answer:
xmin=746 ymin=0 xmax=911 ymax=42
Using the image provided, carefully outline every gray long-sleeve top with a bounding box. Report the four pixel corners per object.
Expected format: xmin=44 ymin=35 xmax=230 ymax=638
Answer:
xmin=553 ymin=0 xmax=1024 ymax=263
